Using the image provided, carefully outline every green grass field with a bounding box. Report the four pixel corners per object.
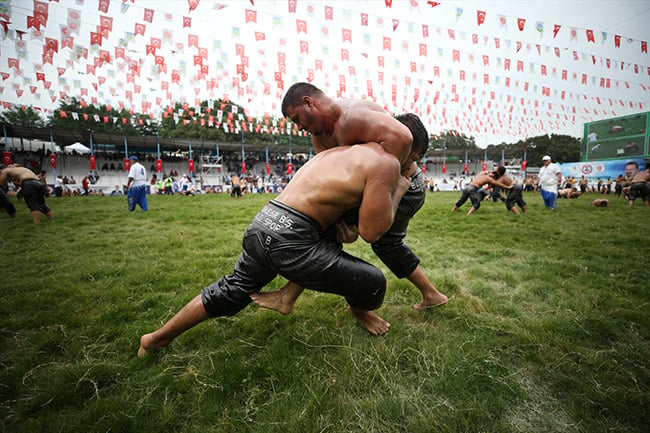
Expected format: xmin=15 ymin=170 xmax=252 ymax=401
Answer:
xmin=2 ymin=191 xmax=649 ymax=433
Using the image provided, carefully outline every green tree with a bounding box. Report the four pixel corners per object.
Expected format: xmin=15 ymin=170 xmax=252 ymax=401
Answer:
xmin=0 ymin=105 xmax=46 ymax=127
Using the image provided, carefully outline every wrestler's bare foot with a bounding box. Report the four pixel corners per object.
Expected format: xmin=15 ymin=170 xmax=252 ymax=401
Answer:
xmin=137 ymin=332 xmax=170 ymax=358
xmin=413 ymin=292 xmax=448 ymax=311
xmin=347 ymin=306 xmax=390 ymax=336
xmin=250 ymin=290 xmax=295 ymax=315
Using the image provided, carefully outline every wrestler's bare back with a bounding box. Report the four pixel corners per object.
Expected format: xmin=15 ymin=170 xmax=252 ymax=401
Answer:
xmin=313 ymin=99 xmax=412 ymax=164
xmin=276 ymin=142 xmax=401 ymax=232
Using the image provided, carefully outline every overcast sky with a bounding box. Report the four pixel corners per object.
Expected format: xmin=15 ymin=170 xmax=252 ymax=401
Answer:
xmin=0 ymin=0 xmax=648 ymax=146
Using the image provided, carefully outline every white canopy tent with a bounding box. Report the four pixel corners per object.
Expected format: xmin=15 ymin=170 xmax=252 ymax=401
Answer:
xmin=64 ymin=142 xmax=91 ymax=154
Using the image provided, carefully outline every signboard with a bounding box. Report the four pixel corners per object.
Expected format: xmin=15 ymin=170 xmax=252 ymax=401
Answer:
xmin=561 ymin=158 xmax=645 ymax=181
xmin=583 ymin=112 xmax=649 ymax=161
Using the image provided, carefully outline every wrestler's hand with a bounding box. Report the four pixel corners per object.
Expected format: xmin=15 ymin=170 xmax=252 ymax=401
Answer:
xmin=335 ymin=218 xmax=359 ymax=243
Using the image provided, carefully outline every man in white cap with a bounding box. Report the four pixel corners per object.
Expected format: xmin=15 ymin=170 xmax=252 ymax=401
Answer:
xmin=126 ymin=155 xmax=148 ymax=211
xmin=538 ymin=155 xmax=562 ymax=209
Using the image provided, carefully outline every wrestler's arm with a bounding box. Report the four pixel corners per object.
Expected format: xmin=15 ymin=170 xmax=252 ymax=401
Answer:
xmin=489 ymin=178 xmax=513 ymax=190
xmin=357 ymin=156 xmax=409 ymax=243
xmin=340 ymin=110 xmax=413 ymax=164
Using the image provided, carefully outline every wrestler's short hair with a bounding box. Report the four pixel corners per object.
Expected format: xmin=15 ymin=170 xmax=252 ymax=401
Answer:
xmin=282 ymin=82 xmax=324 ymax=117
xmin=394 ymin=113 xmax=429 ymax=157
xmin=495 ymin=166 xmax=506 ymax=176
xmin=625 ymin=161 xmax=639 ymax=168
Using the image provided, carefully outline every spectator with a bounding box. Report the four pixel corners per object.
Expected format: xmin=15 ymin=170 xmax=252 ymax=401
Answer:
xmin=126 ymin=156 xmax=148 ymax=212
xmin=538 ymin=155 xmax=562 ymax=209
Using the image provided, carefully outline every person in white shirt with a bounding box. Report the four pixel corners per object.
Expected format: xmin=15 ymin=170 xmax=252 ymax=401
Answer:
xmin=126 ymin=155 xmax=148 ymax=211
xmin=538 ymin=155 xmax=562 ymax=209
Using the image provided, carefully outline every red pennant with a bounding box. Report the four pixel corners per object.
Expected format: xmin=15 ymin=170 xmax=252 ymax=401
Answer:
xmin=517 ymin=18 xmax=525 ymax=31
xmin=49 ymin=154 xmax=56 ymax=169
xmin=553 ymin=24 xmax=561 ymax=38
xmin=98 ymin=0 xmax=109 ymax=14
xmin=188 ymin=0 xmax=199 ymax=12
xmin=477 ymin=10 xmax=486 ymax=26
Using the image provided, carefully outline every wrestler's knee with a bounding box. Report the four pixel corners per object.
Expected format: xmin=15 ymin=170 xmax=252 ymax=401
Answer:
xmin=201 ymin=277 xmax=252 ymax=317
xmin=345 ymin=266 xmax=386 ymax=311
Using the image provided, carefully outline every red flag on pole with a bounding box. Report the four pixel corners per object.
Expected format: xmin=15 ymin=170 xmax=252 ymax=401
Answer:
xmin=287 ymin=163 xmax=293 ymax=175
xmin=265 ymin=162 xmax=270 ymax=174
xmin=241 ymin=161 xmax=246 ymax=174
xmin=442 ymin=163 xmax=446 ymax=174
xmin=188 ymin=159 xmax=194 ymax=173
xmin=89 ymin=155 xmax=97 ymax=171
xmin=156 ymin=159 xmax=162 ymax=172
xmin=49 ymin=154 xmax=56 ymax=169
xmin=2 ymin=151 xmax=12 ymax=165
xmin=124 ymin=158 xmax=130 ymax=172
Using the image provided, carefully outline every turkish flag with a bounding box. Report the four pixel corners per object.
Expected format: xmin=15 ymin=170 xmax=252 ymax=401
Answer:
xmin=188 ymin=159 xmax=195 ymax=173
xmin=156 ymin=159 xmax=163 ymax=172
xmin=442 ymin=164 xmax=446 ymax=174
xmin=521 ymin=160 xmax=527 ymax=170
xmin=124 ymin=158 xmax=130 ymax=172
xmin=241 ymin=161 xmax=246 ymax=174
xmin=287 ymin=163 xmax=293 ymax=175
xmin=266 ymin=162 xmax=270 ymax=174
xmin=482 ymin=162 xmax=487 ymax=171
xmin=477 ymin=11 xmax=486 ymax=26
xmin=89 ymin=155 xmax=97 ymax=171
xmin=463 ymin=163 xmax=468 ymax=173
xmin=49 ymin=154 xmax=56 ymax=169
xmin=3 ymin=151 xmax=12 ymax=165
xmin=517 ymin=18 xmax=525 ymax=31
xmin=422 ymin=163 xmax=426 ymax=174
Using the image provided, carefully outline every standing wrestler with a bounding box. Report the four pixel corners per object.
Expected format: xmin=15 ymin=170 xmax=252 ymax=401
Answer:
xmin=230 ymin=174 xmax=242 ymax=198
xmin=0 ymin=164 xmax=52 ymax=223
xmin=264 ymin=84 xmax=442 ymax=310
xmin=451 ymin=168 xmax=512 ymax=215
xmin=492 ymin=168 xmax=528 ymax=215
xmin=138 ymin=139 xmax=423 ymax=357
xmin=251 ymin=113 xmax=448 ymax=313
